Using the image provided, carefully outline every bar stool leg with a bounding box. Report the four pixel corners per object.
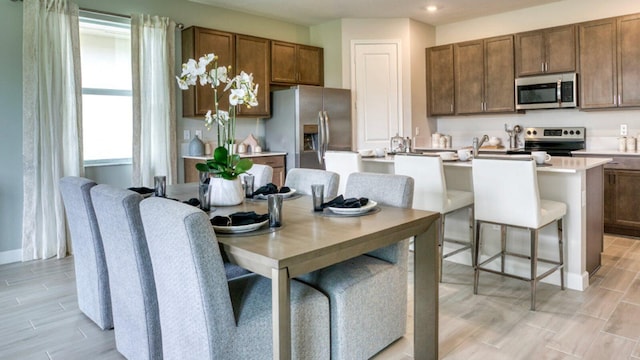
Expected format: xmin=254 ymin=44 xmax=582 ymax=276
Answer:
xmin=439 ymin=215 xmax=446 ymax=283
xmin=558 ymin=218 xmax=565 ymax=290
xmin=500 ymin=225 xmax=507 ymax=273
xmin=469 ymin=206 xmax=475 ymax=267
xmin=473 ymin=221 xmax=482 ymax=294
xmin=530 ymin=229 xmax=539 ymax=311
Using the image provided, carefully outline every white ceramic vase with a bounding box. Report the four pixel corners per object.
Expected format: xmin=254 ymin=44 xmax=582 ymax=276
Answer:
xmin=208 ymin=177 xmax=244 ymax=206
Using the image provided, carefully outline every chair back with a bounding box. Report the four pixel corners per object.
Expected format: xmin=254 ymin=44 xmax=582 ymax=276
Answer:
xmin=58 ymin=176 xmax=113 ymax=330
xmin=394 ymin=155 xmax=447 ymax=212
xmin=324 ymin=151 xmax=362 ymax=195
xmin=140 ymin=197 xmax=235 ymax=359
xmin=285 ymin=168 xmax=339 ymax=199
xmin=241 ymin=163 xmax=273 ymax=191
xmin=91 ymin=185 xmax=162 ymax=360
xmin=472 ymin=158 xmax=541 ymax=228
xmin=344 ymin=172 xmax=414 ymax=263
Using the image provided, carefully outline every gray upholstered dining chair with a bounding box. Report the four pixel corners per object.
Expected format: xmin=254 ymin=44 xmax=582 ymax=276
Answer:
xmin=298 ymin=172 xmax=414 ymax=360
xmin=284 ymin=168 xmax=339 ymax=199
xmin=139 ymin=197 xmax=331 ymax=359
xmin=58 ymin=176 xmax=113 ymax=330
xmin=90 ymin=184 xmax=162 ymax=360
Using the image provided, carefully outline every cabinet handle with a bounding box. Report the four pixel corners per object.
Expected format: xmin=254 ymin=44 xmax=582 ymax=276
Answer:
xmin=542 ymin=63 xmax=545 ymax=72
xmin=618 ymin=94 xmax=621 ymax=106
xmin=450 ymin=104 xmax=453 ymax=113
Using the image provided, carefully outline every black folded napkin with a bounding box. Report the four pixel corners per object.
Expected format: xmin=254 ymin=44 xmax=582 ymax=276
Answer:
xmin=321 ymin=195 xmax=369 ymax=209
xmin=279 ymin=186 xmax=291 ymax=194
xmin=183 ymin=198 xmax=200 ymax=207
xmin=128 ymin=186 xmax=154 ymax=195
xmin=253 ymin=183 xmax=278 ymax=196
xmin=211 ymin=211 xmax=269 ymax=227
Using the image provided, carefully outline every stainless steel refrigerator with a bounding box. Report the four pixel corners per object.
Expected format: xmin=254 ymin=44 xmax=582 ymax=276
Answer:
xmin=265 ymin=85 xmax=352 ymax=171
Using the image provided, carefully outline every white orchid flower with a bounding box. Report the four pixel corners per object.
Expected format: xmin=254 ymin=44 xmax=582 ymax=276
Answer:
xmin=229 ymin=88 xmax=247 ymax=106
xmin=176 ymin=76 xmax=190 ymax=90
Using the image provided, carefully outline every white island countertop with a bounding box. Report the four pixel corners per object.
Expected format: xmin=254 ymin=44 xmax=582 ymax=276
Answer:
xmin=363 ymin=154 xmax=611 ymax=173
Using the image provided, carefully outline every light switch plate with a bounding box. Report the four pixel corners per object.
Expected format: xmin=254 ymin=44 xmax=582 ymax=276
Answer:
xmin=195 ymin=130 xmax=203 ymax=139
xmin=621 ymin=124 xmax=628 ymax=136
xmin=183 ymin=130 xmax=191 ymax=140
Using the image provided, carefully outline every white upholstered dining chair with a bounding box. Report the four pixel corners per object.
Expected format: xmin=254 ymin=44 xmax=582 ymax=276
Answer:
xmin=323 ymin=150 xmax=362 ymax=195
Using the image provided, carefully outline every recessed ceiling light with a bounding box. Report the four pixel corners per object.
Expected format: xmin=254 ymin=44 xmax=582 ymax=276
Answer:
xmin=426 ymin=5 xmax=438 ymax=12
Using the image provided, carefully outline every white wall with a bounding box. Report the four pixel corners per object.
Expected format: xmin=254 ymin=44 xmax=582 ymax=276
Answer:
xmin=311 ymin=20 xmax=343 ymax=88
xmin=432 ymin=0 xmax=640 ymax=150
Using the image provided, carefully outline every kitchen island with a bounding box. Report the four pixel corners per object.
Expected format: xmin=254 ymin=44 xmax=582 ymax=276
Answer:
xmin=362 ymin=154 xmax=611 ymax=291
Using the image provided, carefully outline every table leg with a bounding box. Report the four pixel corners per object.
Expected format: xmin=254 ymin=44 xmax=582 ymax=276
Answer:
xmin=272 ymin=267 xmax=291 ymax=360
xmin=414 ymin=217 xmax=439 ymax=359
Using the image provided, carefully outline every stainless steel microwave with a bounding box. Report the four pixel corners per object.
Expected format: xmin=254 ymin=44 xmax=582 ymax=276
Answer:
xmin=515 ymin=72 xmax=577 ymax=110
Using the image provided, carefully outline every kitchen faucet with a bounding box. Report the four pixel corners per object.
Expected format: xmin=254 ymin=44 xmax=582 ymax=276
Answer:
xmin=472 ymin=135 xmax=489 ymax=157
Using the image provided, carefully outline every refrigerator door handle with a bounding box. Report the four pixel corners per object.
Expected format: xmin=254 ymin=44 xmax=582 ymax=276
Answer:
xmin=323 ymin=111 xmax=330 ymax=150
xmin=317 ymin=111 xmax=324 ymax=164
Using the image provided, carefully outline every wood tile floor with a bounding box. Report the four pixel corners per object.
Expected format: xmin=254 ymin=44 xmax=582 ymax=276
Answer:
xmin=1 ymin=234 xmax=638 ymax=359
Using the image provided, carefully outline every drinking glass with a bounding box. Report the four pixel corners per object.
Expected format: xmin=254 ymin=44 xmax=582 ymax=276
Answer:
xmin=311 ymin=184 xmax=324 ymax=211
xmin=244 ymin=174 xmax=255 ymax=198
xmin=268 ymin=194 xmax=283 ymax=227
xmin=154 ymin=176 xmax=166 ymax=197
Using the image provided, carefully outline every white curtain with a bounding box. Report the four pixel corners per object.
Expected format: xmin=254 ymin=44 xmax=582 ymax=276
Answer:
xmin=22 ymin=0 xmax=82 ymax=261
xmin=131 ymin=14 xmax=177 ymax=187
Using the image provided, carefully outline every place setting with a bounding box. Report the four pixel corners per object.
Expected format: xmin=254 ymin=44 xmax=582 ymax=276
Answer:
xmin=310 ymin=184 xmax=380 ymax=217
xmin=244 ymin=181 xmax=301 ymax=201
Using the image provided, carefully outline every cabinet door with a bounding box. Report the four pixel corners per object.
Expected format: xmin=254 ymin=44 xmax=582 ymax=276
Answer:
xmin=579 ymin=19 xmax=617 ymax=109
xmin=515 ymin=30 xmax=545 ymax=77
xmin=455 ymin=40 xmax=484 ymax=114
xmin=426 ymin=45 xmax=455 ymax=116
xmin=184 ymin=158 xmax=206 ymax=183
xmin=612 ymin=170 xmax=640 ymax=229
xmin=182 ymin=27 xmax=235 ymax=117
xmin=617 ymin=14 xmax=640 ymax=107
xmin=484 ymin=35 xmax=515 ymax=113
xmin=546 ymin=25 xmax=577 ymax=74
xmin=271 ymin=41 xmax=297 ymax=84
xmin=297 ymin=45 xmax=324 ymax=86
xmin=235 ymin=34 xmax=271 ymax=117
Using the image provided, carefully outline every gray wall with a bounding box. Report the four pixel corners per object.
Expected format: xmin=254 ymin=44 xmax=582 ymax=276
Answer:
xmin=0 ymin=0 xmax=311 ymax=260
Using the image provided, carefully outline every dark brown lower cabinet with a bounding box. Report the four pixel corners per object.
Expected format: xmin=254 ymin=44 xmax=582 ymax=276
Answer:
xmin=605 ymin=168 xmax=640 ymax=236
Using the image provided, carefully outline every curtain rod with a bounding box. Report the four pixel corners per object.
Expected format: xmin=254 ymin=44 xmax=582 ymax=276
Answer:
xmin=10 ymin=1 xmax=184 ymax=28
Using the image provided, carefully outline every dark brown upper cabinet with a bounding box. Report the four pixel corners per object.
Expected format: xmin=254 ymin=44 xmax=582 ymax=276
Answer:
xmin=515 ymin=24 xmax=577 ymax=77
xmin=271 ymin=41 xmax=324 ymax=86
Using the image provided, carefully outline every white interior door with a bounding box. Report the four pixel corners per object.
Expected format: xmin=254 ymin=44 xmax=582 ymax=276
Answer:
xmin=352 ymin=41 xmax=402 ymax=150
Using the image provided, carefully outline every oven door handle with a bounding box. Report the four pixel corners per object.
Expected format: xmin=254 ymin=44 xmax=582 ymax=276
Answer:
xmin=557 ymin=79 xmax=562 ymax=106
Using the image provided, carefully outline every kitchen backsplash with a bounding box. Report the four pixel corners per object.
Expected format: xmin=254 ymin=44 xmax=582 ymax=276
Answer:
xmin=436 ymin=108 xmax=640 ymax=151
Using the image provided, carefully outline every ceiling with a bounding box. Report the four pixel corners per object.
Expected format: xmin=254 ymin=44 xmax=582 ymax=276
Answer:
xmin=189 ymin=0 xmax=563 ymax=26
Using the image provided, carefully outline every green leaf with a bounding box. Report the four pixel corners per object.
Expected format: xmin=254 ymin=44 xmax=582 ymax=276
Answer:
xmin=195 ymin=163 xmax=210 ymax=172
xmin=213 ymin=146 xmax=228 ymax=164
xmin=235 ymin=159 xmax=253 ymax=174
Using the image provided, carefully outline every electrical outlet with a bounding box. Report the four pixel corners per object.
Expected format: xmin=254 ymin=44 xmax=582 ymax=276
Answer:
xmin=183 ymin=130 xmax=191 ymax=140
xmin=621 ymin=124 xmax=628 ymax=136
xmin=195 ymin=130 xmax=203 ymax=139
xmin=415 ymin=127 xmax=420 ymax=136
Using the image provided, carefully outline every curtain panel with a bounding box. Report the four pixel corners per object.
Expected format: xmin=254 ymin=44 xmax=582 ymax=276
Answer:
xmin=22 ymin=0 xmax=82 ymax=260
xmin=131 ymin=14 xmax=177 ymax=187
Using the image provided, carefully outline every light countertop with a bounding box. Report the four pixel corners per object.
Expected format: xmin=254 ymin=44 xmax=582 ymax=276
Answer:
xmin=573 ymin=149 xmax=640 ymax=157
xmin=183 ymin=151 xmax=286 ymax=160
xmin=362 ymin=154 xmax=612 ymax=173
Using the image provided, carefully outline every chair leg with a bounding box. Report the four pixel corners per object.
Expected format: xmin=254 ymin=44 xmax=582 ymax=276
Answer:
xmin=439 ymin=215 xmax=446 ymax=283
xmin=558 ymin=217 xmax=565 ymax=290
xmin=530 ymin=229 xmax=539 ymax=311
xmin=473 ymin=221 xmax=482 ymax=295
xmin=469 ymin=206 xmax=475 ymax=267
xmin=500 ymin=225 xmax=507 ymax=273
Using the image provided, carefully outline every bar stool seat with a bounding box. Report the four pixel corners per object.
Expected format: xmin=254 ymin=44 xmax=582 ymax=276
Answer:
xmin=472 ymin=157 xmax=565 ymax=311
xmin=395 ymin=154 xmax=474 ymax=282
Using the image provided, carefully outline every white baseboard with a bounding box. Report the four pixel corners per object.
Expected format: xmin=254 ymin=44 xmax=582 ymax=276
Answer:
xmin=0 ymin=249 xmax=22 ymax=265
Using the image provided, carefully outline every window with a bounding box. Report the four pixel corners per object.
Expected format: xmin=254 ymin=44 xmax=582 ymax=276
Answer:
xmin=79 ymin=12 xmax=132 ymax=165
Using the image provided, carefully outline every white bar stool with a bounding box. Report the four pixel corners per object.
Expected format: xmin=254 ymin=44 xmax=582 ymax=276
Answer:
xmin=472 ymin=157 xmax=566 ymax=311
xmin=323 ymin=150 xmax=362 ymax=196
xmin=395 ymin=154 xmax=474 ymax=282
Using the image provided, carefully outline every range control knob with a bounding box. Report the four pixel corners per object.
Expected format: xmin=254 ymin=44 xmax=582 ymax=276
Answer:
xmin=533 ymin=130 xmax=538 ymax=135
xmin=576 ymin=130 xmax=581 ymax=135
xmin=527 ymin=130 xmax=532 ymax=135
xmin=563 ymin=130 xmax=569 ymax=135
xmin=570 ymin=130 xmax=575 ymax=135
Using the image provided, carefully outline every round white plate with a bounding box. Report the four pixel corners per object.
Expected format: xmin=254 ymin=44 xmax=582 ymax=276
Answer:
xmin=212 ymin=220 xmax=268 ymax=234
xmin=328 ymin=200 xmax=377 ymax=215
xmin=254 ymin=188 xmax=297 ymax=200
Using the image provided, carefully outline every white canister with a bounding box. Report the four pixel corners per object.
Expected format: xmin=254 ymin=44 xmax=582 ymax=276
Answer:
xmin=618 ymin=137 xmax=627 ymax=152
xmin=445 ymin=135 xmax=452 ymax=148
xmin=438 ymin=136 xmax=447 ymax=149
xmin=626 ymin=137 xmax=637 ymax=152
xmin=431 ymin=133 xmax=441 ymax=148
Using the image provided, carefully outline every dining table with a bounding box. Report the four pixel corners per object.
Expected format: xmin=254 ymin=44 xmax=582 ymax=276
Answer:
xmin=167 ymin=183 xmax=441 ymax=360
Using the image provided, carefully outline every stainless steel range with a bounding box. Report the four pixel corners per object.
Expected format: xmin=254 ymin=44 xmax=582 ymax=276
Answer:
xmin=524 ymin=127 xmax=586 ymax=157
